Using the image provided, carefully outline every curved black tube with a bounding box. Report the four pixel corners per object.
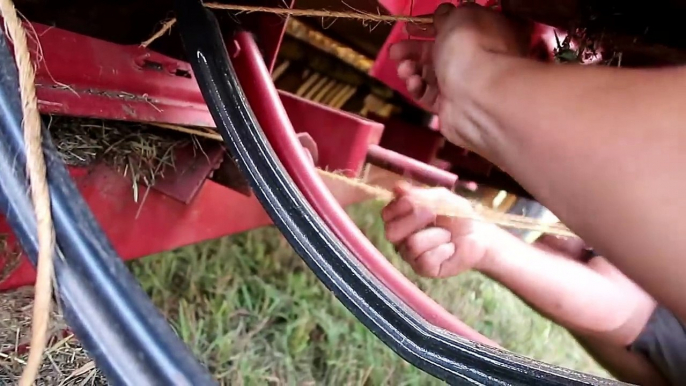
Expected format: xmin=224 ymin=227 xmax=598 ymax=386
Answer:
xmin=175 ymin=1 xmax=621 ymax=385
xmin=0 ymin=30 xmax=215 ymax=385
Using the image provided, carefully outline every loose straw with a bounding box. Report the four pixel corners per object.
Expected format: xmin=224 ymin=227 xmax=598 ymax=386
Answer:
xmin=153 ymin=123 xmax=576 ymax=238
xmin=0 ymin=0 xmax=56 ymax=384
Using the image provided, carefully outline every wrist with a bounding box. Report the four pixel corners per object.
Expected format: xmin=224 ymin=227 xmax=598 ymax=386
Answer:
xmin=473 ymin=224 xmax=514 ymax=273
xmin=465 ymin=52 xmax=543 ymax=164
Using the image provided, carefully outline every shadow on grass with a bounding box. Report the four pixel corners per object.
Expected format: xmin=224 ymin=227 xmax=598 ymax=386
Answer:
xmin=131 ymin=201 xmax=608 ymax=385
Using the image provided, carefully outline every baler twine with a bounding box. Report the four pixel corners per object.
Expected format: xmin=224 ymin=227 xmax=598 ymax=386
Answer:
xmin=152 ymin=123 xmax=576 ymax=238
xmin=204 ymin=3 xmax=433 ymax=24
xmin=141 ymin=3 xmax=433 ymax=47
xmin=0 ymin=0 xmax=56 ymax=385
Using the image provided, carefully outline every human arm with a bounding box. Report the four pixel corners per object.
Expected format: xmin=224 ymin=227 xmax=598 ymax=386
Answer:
xmin=382 ymin=183 xmax=665 ymax=384
xmin=389 ymin=3 xmax=686 ymax=324
xmin=471 ymin=59 xmax=686 ymax=326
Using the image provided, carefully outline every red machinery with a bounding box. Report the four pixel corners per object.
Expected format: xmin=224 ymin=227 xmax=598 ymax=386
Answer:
xmin=0 ymin=0 xmax=681 ymax=383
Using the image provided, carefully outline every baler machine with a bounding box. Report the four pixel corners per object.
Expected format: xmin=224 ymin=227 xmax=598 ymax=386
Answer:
xmin=0 ymin=0 xmax=682 ymax=383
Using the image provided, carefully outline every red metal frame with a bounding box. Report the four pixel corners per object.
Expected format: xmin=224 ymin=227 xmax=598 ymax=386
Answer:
xmin=0 ymin=165 xmax=382 ymax=290
xmin=0 ymin=23 xmax=384 ymax=289
xmin=231 ymin=31 xmax=497 ymax=347
xmin=2 ymin=10 xmax=503 ymax=350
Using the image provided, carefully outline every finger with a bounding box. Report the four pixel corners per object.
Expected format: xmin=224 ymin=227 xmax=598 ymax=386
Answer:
xmin=382 ymin=181 xmax=417 ymax=223
xmin=412 ymin=242 xmax=456 ymax=277
xmin=381 ymin=197 xmax=413 ymax=222
xmin=392 ymin=180 xmax=414 ymax=196
xmin=408 ymin=187 xmax=474 ymax=214
xmin=384 ymin=203 xmax=436 ymax=244
xmin=402 ymin=227 xmax=452 ymax=262
xmin=418 ymin=66 xmax=439 ymax=106
xmin=422 ymin=64 xmax=437 ymax=85
xmin=435 ymin=214 xmax=478 ymax=238
xmin=405 ymin=21 xmax=436 ymax=38
xmin=397 ymin=60 xmax=419 ymax=80
xmin=432 ymin=2 xmax=457 ymax=30
xmin=419 ymin=86 xmax=439 ymax=109
xmin=389 ymin=40 xmax=433 ymax=63
xmin=406 ymin=75 xmax=427 ymax=99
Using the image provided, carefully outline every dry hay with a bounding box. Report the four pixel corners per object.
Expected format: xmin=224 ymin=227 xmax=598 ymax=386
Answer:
xmin=48 ymin=116 xmax=204 ymax=202
xmin=0 ymin=118 xmax=201 ymax=385
xmin=0 ymin=288 xmax=105 ymax=385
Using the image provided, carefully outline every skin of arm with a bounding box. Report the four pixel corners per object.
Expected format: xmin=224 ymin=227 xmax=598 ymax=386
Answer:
xmin=389 ymin=3 xmax=686 ymax=324
xmin=475 ymin=59 xmax=686 ymax=326
xmin=491 ymin=234 xmax=666 ymax=384
xmin=382 ymin=183 xmax=666 ymax=384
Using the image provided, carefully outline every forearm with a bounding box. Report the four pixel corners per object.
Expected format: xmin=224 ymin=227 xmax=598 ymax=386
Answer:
xmin=574 ymin=336 xmax=669 ymax=385
xmin=479 ymin=229 xmax=636 ymax=338
xmin=475 ymin=58 xmax=686 ymax=322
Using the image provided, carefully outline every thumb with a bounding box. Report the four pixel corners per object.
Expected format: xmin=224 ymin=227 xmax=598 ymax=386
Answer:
xmin=392 ymin=180 xmax=414 ymax=197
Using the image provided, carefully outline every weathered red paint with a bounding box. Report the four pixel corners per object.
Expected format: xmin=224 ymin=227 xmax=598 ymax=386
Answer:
xmin=231 ymin=31 xmax=497 ymax=346
xmin=281 ymin=92 xmax=384 ymax=177
xmin=0 ymin=160 xmax=383 ymax=290
xmin=0 ymin=22 xmax=385 ymax=289
xmin=152 ymin=142 xmax=226 ymax=204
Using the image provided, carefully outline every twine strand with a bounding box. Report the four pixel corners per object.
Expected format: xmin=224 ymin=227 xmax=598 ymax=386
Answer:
xmin=203 ymin=3 xmax=433 ymax=24
xmin=141 ymin=18 xmax=177 ymax=48
xmin=140 ymin=4 xmax=434 ymax=47
xmin=152 ymin=123 xmax=575 ymax=238
xmin=0 ymin=0 xmax=56 ymax=384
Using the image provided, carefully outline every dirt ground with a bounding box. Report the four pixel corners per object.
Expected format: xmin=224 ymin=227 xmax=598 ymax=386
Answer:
xmin=0 ymin=287 xmax=105 ymax=385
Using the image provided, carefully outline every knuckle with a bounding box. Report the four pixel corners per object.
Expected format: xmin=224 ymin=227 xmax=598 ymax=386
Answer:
xmin=416 ymin=263 xmax=439 ymax=278
xmin=384 ymin=223 xmax=398 ymax=243
xmin=404 ymin=235 xmax=422 ymax=256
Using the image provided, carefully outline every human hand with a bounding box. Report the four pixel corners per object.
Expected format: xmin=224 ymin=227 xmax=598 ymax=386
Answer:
xmin=296 ymin=132 xmax=318 ymax=166
xmin=381 ymin=181 xmax=500 ymax=278
xmin=389 ymin=3 xmax=533 ymax=155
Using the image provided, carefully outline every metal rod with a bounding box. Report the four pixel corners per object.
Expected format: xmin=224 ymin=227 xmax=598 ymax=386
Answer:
xmin=366 ymin=144 xmax=458 ymax=189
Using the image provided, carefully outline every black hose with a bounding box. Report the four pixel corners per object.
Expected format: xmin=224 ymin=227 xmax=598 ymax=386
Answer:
xmin=174 ymin=1 xmax=621 ymax=384
xmin=0 ymin=29 xmax=215 ymax=386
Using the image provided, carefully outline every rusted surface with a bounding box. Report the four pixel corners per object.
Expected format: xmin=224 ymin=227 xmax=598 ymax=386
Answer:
xmin=151 ymin=141 xmax=225 ymax=204
xmin=211 ymin=155 xmax=252 ymax=197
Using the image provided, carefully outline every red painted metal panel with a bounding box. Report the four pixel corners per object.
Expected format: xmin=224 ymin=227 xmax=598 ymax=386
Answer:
xmin=151 ymin=143 xmax=226 ymax=204
xmin=28 ymin=24 xmax=382 ymax=183
xmin=30 ymin=22 xmax=379 ymax=177
xmin=280 ymin=92 xmax=384 ymax=176
xmin=373 ymin=113 xmax=445 ymax=165
xmin=32 ymin=23 xmax=213 ymax=127
xmin=0 ymin=164 xmax=378 ymax=290
xmin=0 ymin=23 xmax=386 ymax=289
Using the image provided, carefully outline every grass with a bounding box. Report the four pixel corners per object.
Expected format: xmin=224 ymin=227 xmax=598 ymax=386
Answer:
xmin=126 ymin=200 xmax=607 ymax=385
xmin=0 ymin=200 xmax=607 ymax=384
